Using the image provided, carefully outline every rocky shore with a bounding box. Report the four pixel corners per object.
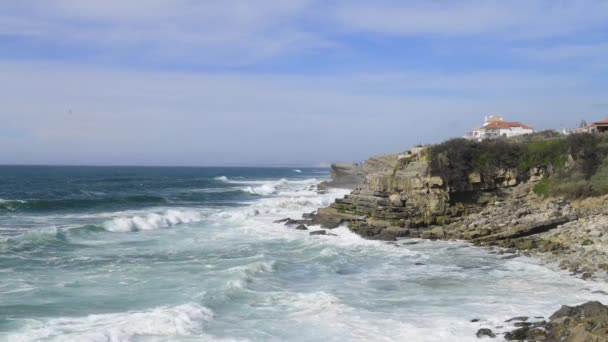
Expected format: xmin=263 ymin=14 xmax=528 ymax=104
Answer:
xmin=281 ymin=140 xmax=608 ymax=340
xmin=309 ymin=145 xmax=608 ymax=280
xmin=472 ymin=301 xmax=608 ymax=341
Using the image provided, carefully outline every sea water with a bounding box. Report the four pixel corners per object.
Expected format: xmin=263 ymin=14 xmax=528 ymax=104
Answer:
xmin=0 ymin=166 xmax=606 ymax=342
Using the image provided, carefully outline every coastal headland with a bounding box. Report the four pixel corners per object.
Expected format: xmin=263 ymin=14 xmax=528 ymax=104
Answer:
xmin=285 ymin=131 xmax=608 ymax=340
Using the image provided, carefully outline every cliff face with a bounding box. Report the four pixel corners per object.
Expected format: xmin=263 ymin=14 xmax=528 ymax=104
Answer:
xmin=315 ymin=146 xmax=528 ymax=240
xmin=318 ymin=154 xmax=399 ymax=190
xmin=311 ymin=136 xmax=608 ymax=279
xmin=306 ymin=135 xmax=608 ymax=340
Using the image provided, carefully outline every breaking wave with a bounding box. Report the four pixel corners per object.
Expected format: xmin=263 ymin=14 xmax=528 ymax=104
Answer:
xmin=6 ymin=303 xmax=214 ymax=341
xmin=102 ymin=209 xmax=203 ymax=233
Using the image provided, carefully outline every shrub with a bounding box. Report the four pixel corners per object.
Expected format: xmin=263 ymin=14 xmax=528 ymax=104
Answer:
xmin=428 ymin=133 xmax=608 ymax=198
xmin=533 ymin=177 xmax=552 ymax=198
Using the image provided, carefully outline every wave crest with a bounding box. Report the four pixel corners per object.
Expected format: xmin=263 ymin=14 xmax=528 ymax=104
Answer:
xmin=7 ymin=303 xmax=214 ymax=341
xmin=102 ymin=209 xmax=202 ymax=232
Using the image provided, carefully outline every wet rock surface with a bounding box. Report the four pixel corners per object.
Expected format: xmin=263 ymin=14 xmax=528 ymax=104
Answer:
xmin=504 ymin=301 xmax=608 ymax=341
xmin=476 ymin=328 xmax=496 ymax=338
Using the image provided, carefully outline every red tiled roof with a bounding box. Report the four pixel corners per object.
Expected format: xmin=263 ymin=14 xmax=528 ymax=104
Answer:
xmin=483 ymin=121 xmax=534 ymax=130
xmin=593 ymin=119 xmax=608 ymax=125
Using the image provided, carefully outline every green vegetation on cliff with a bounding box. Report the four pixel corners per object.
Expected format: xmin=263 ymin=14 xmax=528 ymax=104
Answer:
xmin=428 ymin=132 xmax=608 ymax=198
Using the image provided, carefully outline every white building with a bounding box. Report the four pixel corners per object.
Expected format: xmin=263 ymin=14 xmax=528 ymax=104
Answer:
xmin=465 ymin=115 xmax=534 ymax=141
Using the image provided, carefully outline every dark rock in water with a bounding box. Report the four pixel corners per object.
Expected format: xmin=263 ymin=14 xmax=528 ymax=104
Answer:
xmin=283 ymin=218 xmax=312 ymax=226
xmin=309 ymin=230 xmax=327 ymax=236
xmin=295 ymin=224 xmax=308 ymax=230
xmin=302 ymin=212 xmax=316 ymax=219
xmin=475 ymin=328 xmax=496 ymax=338
xmin=504 ymin=327 xmax=532 ymax=341
xmin=273 ymin=218 xmax=290 ymax=224
xmin=505 ymin=316 xmax=528 ymax=323
xmin=505 ymin=301 xmax=608 ymax=341
xmin=327 ymin=233 xmax=338 ymax=236
xmin=513 ymin=322 xmax=532 ymax=327
xmin=401 ymin=241 xmax=421 ymax=245
xmin=415 ymin=262 xmax=426 ymax=266
xmin=470 ymin=318 xmax=481 ymax=323
xmin=500 ymin=254 xmax=519 ymax=260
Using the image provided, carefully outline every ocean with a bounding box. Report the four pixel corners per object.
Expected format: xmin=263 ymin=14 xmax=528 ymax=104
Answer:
xmin=0 ymin=166 xmax=606 ymax=341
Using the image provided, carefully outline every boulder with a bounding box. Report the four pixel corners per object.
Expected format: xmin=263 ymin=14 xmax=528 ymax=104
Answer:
xmin=389 ymin=193 xmax=404 ymax=207
xmin=505 ymin=301 xmax=608 ymax=342
xmin=309 ymin=230 xmax=327 ymax=236
xmin=295 ymin=224 xmax=308 ymax=230
xmin=475 ymin=328 xmax=496 ymax=338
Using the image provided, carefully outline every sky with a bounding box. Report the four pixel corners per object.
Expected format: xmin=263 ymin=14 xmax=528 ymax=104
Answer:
xmin=1 ymin=0 xmax=608 ymax=166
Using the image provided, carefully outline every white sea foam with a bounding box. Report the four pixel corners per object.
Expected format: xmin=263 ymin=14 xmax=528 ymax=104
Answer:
xmin=10 ymin=173 xmax=608 ymax=342
xmin=0 ymin=198 xmax=26 ymax=203
xmin=7 ymin=303 xmax=214 ymax=342
xmin=102 ymin=209 xmax=202 ymax=232
xmin=213 ymin=176 xmax=229 ymax=182
xmin=293 ymin=169 xmax=302 ymax=173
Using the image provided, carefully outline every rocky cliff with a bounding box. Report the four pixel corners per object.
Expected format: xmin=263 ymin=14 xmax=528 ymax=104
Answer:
xmin=311 ymin=135 xmax=608 ymax=279
xmin=315 ymin=144 xmax=530 ymax=241
xmin=299 ymin=134 xmax=608 ymax=341
xmin=318 ymin=154 xmax=399 ymax=190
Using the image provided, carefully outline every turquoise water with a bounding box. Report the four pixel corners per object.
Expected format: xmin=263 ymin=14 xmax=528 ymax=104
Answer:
xmin=0 ymin=166 xmax=606 ymax=341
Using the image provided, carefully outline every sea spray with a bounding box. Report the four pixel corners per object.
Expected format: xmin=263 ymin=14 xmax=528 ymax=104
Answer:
xmin=102 ymin=209 xmax=202 ymax=232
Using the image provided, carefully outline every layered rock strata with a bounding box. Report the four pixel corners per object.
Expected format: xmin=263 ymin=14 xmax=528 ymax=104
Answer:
xmin=311 ymin=146 xmax=608 ymax=278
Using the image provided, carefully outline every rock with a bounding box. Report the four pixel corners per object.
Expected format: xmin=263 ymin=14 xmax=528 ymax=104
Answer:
xmin=302 ymin=212 xmax=316 ymax=219
xmin=309 ymin=230 xmax=327 ymax=236
xmin=470 ymin=318 xmax=481 ymax=323
xmin=475 ymin=328 xmax=496 ymax=338
xmin=389 ymin=193 xmax=404 ymax=207
xmin=505 ymin=301 xmax=608 ymax=342
xmin=505 ymin=316 xmax=528 ymax=323
xmin=504 ymin=326 xmax=534 ymax=341
xmin=295 ymin=224 xmax=308 ymax=230
xmin=376 ymin=226 xmax=410 ymax=241
xmin=282 ymin=218 xmax=312 ymax=226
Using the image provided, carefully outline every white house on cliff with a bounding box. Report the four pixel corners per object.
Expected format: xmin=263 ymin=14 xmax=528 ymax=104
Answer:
xmin=465 ymin=115 xmax=534 ymax=141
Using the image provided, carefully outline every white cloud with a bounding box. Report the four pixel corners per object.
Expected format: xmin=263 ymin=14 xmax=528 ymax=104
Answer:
xmin=1 ymin=1 xmax=608 ymax=67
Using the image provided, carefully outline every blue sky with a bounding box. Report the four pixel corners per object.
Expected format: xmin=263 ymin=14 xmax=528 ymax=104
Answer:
xmin=1 ymin=0 xmax=608 ymax=166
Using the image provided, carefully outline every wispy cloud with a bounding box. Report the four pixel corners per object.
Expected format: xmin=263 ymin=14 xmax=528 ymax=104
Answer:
xmin=0 ymin=1 xmax=607 ymax=165
xmin=0 ymin=0 xmax=329 ymax=66
xmin=329 ymin=0 xmax=608 ymax=39
xmin=2 ymin=1 xmax=608 ymax=67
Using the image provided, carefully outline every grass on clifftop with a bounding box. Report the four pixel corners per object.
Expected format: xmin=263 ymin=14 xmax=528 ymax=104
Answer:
xmin=428 ymin=132 xmax=608 ymax=198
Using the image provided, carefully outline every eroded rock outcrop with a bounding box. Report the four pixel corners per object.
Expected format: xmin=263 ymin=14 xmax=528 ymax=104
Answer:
xmin=505 ymin=301 xmax=608 ymax=341
xmin=312 ymin=142 xmax=608 ymax=277
xmin=318 ymin=154 xmax=399 ymax=190
xmin=315 ymin=146 xmax=527 ymax=240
